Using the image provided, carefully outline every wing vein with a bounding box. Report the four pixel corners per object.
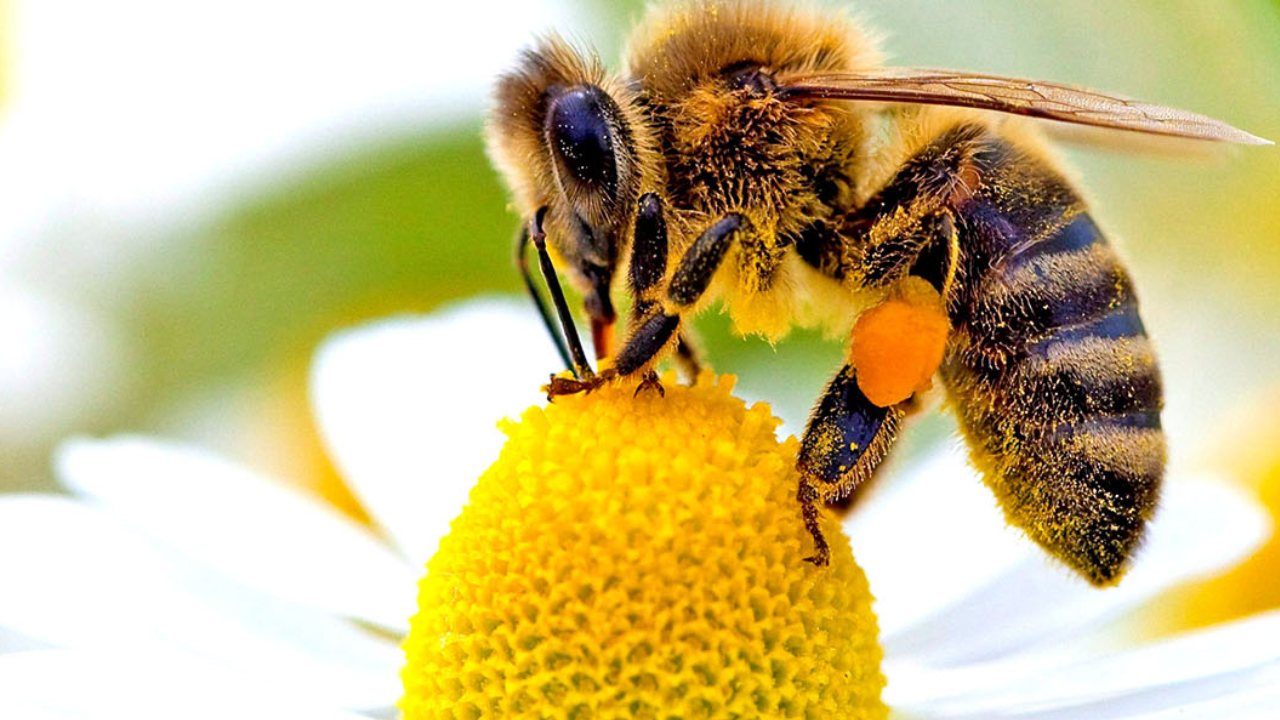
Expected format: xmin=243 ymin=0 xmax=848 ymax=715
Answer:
xmin=777 ymin=68 xmax=1270 ymax=145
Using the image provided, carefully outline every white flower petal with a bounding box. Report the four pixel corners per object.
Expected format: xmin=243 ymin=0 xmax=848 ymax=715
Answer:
xmin=56 ymin=435 xmax=417 ymax=633
xmin=891 ymin=610 xmax=1280 ymax=718
xmin=0 ymin=495 xmax=400 ymax=710
xmin=310 ymin=297 xmax=563 ymax=567
xmin=884 ymin=474 xmax=1269 ymax=666
xmin=1127 ymin=683 xmax=1280 ymax=720
xmin=0 ymin=649 xmax=373 ymax=720
xmin=848 ymin=444 xmax=1033 ymax=638
xmin=0 ymin=625 xmax=49 ymax=653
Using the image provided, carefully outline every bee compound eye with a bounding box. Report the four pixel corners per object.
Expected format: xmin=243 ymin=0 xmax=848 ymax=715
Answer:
xmin=545 ymin=85 xmax=620 ymax=197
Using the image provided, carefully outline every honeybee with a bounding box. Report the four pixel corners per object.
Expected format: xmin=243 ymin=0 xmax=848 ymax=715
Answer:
xmin=486 ymin=0 xmax=1267 ymax=586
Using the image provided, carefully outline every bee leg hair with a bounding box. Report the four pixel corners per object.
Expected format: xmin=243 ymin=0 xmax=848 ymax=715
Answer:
xmin=667 ymin=214 xmax=745 ymax=306
xmin=797 ymin=364 xmax=904 ymax=566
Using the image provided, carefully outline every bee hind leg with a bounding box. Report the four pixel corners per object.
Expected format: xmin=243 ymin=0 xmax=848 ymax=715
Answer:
xmin=797 ymin=481 xmax=830 ymax=566
xmin=798 ymin=364 xmax=904 ymax=565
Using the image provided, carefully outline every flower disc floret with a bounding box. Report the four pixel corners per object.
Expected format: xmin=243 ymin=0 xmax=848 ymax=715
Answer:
xmin=401 ymin=373 xmax=885 ymax=719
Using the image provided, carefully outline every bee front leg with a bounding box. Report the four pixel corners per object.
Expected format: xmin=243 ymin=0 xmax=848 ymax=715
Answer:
xmin=515 ymin=222 xmax=574 ymax=374
xmin=798 ymin=364 xmax=905 ymax=566
xmin=545 ymin=314 xmax=676 ymax=400
xmin=529 ymin=207 xmax=595 ymax=379
xmin=628 ymin=193 xmax=669 ymax=314
xmin=667 ymin=215 xmax=744 ymax=306
xmin=548 ymin=193 xmax=670 ymax=399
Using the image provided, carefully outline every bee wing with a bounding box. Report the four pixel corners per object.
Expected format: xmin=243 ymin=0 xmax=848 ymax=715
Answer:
xmin=777 ymin=68 xmax=1270 ymax=145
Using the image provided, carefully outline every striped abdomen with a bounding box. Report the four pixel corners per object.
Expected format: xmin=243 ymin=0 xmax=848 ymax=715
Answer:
xmin=943 ymin=141 xmax=1165 ymax=585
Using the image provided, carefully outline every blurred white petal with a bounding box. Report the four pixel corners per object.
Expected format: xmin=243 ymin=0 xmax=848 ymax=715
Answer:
xmin=56 ymin=436 xmax=416 ymax=633
xmin=0 ymin=495 xmax=400 ymax=710
xmin=848 ymin=444 xmax=1032 ymax=638
xmin=992 ymin=611 xmax=1280 ymax=715
xmin=1127 ymin=683 xmax=1280 ymax=720
xmin=855 ymin=444 xmax=1269 ymax=666
xmin=0 ymin=285 xmax=128 ymax=445
xmin=0 ymin=649 xmax=371 ymax=720
xmin=1 ymin=0 xmax=585 ymax=230
xmin=884 ymin=474 xmax=1269 ymax=668
xmin=0 ymin=0 xmax=590 ymax=460
xmin=310 ymin=297 xmax=563 ymax=567
xmin=891 ymin=611 xmax=1280 ymax=719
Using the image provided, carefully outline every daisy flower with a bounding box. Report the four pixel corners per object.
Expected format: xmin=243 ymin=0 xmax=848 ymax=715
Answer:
xmin=1 ymin=297 xmax=1277 ymax=718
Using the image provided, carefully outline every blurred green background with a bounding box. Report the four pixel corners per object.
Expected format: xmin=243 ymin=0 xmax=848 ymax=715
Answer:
xmin=1 ymin=0 xmax=1278 ymax=510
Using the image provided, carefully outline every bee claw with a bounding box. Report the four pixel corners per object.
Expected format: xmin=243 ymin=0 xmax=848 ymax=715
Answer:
xmin=797 ymin=481 xmax=831 ymax=567
xmin=545 ymin=370 xmax=617 ymax=400
xmin=545 ymin=374 xmax=596 ymax=400
xmin=802 ymin=551 xmax=831 ymax=567
xmin=633 ymin=370 xmax=665 ymax=398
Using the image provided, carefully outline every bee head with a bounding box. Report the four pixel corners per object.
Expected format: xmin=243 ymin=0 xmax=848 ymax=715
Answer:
xmin=488 ymin=37 xmax=656 ymax=309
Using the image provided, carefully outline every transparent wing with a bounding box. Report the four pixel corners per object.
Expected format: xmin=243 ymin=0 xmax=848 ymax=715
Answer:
xmin=777 ymin=68 xmax=1270 ymax=145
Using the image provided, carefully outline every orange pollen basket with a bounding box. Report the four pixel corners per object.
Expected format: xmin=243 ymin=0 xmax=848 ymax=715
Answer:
xmin=850 ymin=290 xmax=950 ymax=408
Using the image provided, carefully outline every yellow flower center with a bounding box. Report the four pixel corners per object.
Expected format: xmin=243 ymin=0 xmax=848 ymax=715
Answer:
xmin=401 ymin=373 xmax=885 ymax=719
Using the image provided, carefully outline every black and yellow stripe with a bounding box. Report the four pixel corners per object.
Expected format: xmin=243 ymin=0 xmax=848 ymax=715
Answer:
xmin=943 ymin=131 xmax=1164 ymax=585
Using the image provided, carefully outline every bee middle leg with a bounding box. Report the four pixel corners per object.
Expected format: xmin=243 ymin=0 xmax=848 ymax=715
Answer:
xmin=612 ymin=214 xmax=745 ymax=383
xmin=630 ymin=197 xmax=707 ymax=382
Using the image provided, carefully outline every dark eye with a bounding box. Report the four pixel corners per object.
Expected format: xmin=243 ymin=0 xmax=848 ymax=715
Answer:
xmin=545 ymin=85 xmax=619 ymax=196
